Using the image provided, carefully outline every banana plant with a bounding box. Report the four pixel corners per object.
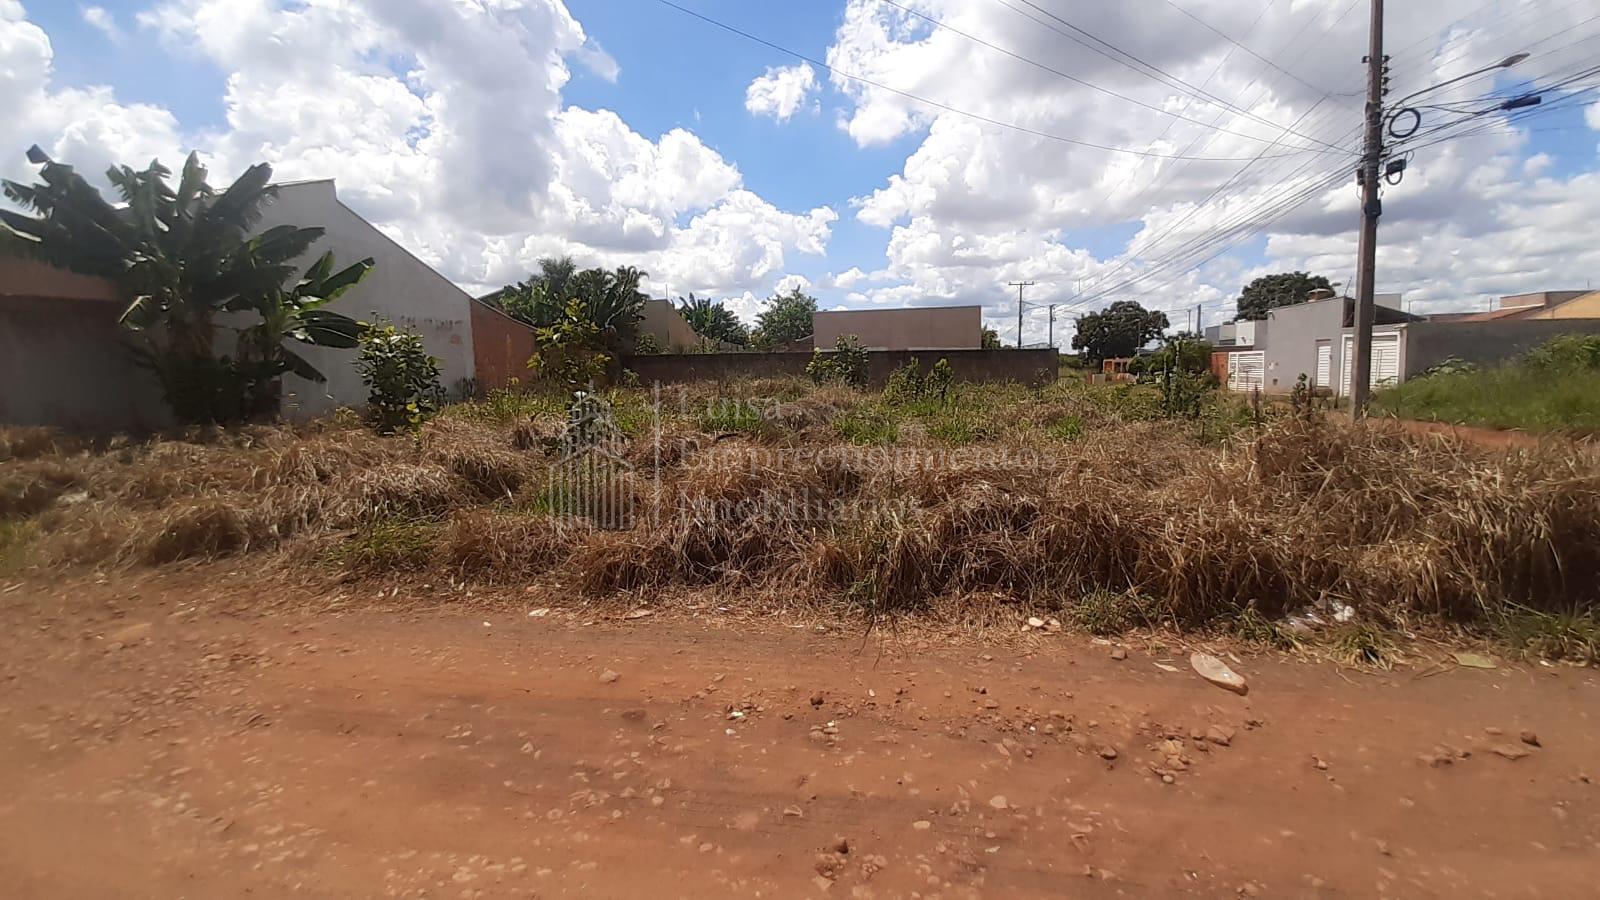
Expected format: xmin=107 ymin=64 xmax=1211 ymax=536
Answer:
xmin=233 ymin=250 xmax=373 ymax=383
xmin=2 ymin=147 xmax=372 ymax=423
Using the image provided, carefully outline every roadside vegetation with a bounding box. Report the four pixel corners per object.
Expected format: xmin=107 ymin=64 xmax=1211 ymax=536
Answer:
xmin=1374 ymin=334 xmax=1600 ymax=433
xmin=2 ymin=373 xmax=1597 ymax=662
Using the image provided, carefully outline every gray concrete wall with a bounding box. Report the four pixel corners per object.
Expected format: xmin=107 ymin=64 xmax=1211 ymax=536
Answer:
xmin=1402 ymin=319 xmax=1600 ymax=377
xmin=254 ymin=181 xmax=476 ymax=419
xmin=1261 ymin=298 xmax=1343 ymax=393
xmin=812 ymin=306 xmax=981 ymax=350
xmin=0 ymin=295 xmax=171 ymax=432
xmin=620 ymin=348 xmax=1058 ymax=388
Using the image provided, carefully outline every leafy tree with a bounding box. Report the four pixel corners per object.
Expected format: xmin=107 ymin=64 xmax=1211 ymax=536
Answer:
xmin=1235 ymin=271 xmax=1333 ymax=321
xmin=1 ymin=148 xmax=372 ymax=423
xmin=677 ymin=293 xmax=749 ymax=345
xmin=805 ymin=335 xmax=869 ymax=388
xmin=752 ymin=287 xmax=816 ymax=349
xmin=1070 ymin=301 xmax=1169 ymax=363
xmin=1132 ymin=332 xmax=1213 ymax=377
xmin=357 ymin=321 xmax=443 ymax=434
xmin=528 ymin=298 xmax=613 ymax=388
xmin=980 ymin=326 xmax=1002 ymax=350
xmin=496 ymin=256 xmax=646 ymax=353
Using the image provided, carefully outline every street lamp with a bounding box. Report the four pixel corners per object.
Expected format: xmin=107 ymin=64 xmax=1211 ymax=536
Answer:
xmin=1390 ymin=52 xmax=1530 ymax=109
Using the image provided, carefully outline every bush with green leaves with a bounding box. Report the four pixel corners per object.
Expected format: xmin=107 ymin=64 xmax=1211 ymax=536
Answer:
xmin=528 ymin=298 xmax=613 ymax=388
xmin=1524 ymin=334 xmax=1600 ymax=371
xmin=883 ymin=357 xmax=954 ymax=405
xmin=806 ymin=335 xmax=870 ymax=388
xmin=357 ymin=322 xmax=443 ymax=434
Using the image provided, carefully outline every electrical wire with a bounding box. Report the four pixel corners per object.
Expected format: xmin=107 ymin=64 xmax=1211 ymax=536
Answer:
xmin=988 ymin=0 xmax=1354 ymax=144
xmin=1155 ymin=0 xmax=1334 ymax=96
xmin=867 ymin=0 xmax=1344 ymax=152
xmin=1067 ymin=0 xmax=1365 ymax=298
xmin=648 ymin=0 xmax=1325 ymax=161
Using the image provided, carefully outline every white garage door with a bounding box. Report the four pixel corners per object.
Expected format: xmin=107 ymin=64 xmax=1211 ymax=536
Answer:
xmin=1340 ymin=335 xmax=1400 ymax=395
xmin=1226 ymin=351 xmax=1265 ymax=392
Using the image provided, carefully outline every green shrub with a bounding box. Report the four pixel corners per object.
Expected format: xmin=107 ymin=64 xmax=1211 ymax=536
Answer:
xmin=883 ymin=357 xmax=954 ymax=406
xmin=806 ymin=335 xmax=870 ymax=388
xmin=882 ymin=359 xmax=924 ymax=404
xmin=358 ymin=322 xmax=444 ymax=434
xmin=1524 ymin=334 xmax=1600 ymax=371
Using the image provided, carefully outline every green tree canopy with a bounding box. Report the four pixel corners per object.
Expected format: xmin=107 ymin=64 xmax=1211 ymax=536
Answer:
xmin=677 ymin=293 xmax=749 ymax=346
xmin=495 ymin=256 xmax=647 ymax=353
xmin=981 ymin=325 xmax=1002 ymax=350
xmin=752 ymin=287 xmax=816 ymax=349
xmin=1235 ymin=271 xmax=1333 ymax=321
xmin=1070 ymin=300 xmax=1169 ymax=363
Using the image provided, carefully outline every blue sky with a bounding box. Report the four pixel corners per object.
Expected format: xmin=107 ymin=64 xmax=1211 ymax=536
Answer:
xmin=7 ymin=1 xmax=1600 ymax=341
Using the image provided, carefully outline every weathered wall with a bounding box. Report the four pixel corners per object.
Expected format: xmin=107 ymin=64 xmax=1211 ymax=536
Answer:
xmin=470 ymin=300 xmax=537 ymax=392
xmin=0 ymin=295 xmax=171 ymax=432
xmin=619 ymin=348 xmax=1058 ymax=388
xmin=1402 ymin=319 xmax=1600 ymax=377
xmin=639 ymin=299 xmax=700 ymax=351
xmin=255 ymin=181 xmax=476 ymax=418
xmin=812 ymin=307 xmax=982 ymax=350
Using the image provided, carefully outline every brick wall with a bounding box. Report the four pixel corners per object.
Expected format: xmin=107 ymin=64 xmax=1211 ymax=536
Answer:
xmin=470 ymin=299 xmax=537 ymax=392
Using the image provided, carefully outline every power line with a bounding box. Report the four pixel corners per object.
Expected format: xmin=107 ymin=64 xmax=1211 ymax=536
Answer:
xmin=1156 ymin=0 xmax=1334 ymax=97
xmin=870 ymin=0 xmax=1344 ymax=152
xmin=1067 ymin=0 xmax=1364 ymax=299
xmin=988 ymin=0 xmax=1352 ymax=146
xmin=649 ymin=0 xmax=1324 ymax=161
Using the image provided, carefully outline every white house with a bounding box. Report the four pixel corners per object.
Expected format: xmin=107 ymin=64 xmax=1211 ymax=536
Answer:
xmin=255 ymin=180 xmax=476 ymax=419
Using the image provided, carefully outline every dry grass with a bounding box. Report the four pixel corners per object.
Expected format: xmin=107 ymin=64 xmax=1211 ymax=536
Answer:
xmin=3 ymin=381 xmax=1598 ymax=645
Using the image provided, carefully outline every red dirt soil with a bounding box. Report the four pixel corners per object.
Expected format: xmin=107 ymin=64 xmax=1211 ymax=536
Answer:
xmin=1 ymin=578 xmax=1596 ymax=898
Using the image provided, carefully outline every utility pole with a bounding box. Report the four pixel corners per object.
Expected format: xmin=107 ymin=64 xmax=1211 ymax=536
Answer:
xmin=1009 ymin=281 xmax=1035 ymax=347
xmin=1047 ymin=304 xmax=1058 ymax=349
xmin=1194 ymin=303 xmax=1202 ymax=336
xmin=1350 ymin=0 xmax=1386 ymax=419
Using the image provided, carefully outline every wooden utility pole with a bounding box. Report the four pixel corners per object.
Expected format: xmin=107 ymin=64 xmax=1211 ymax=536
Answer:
xmin=1349 ymin=0 xmax=1386 ymax=419
xmin=1048 ymin=304 xmax=1057 ymax=349
xmin=1009 ymin=281 xmax=1035 ymax=347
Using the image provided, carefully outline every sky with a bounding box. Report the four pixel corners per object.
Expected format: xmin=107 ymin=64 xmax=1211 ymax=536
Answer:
xmin=3 ymin=0 xmax=1599 ymax=347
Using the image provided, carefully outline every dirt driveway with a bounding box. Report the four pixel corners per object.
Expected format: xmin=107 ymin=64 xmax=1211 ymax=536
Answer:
xmin=1 ymin=579 xmax=1596 ymax=898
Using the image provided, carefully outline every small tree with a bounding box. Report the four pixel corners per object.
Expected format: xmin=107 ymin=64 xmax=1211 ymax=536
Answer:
xmin=806 ymin=335 xmax=869 ymax=388
xmin=528 ymin=298 xmax=612 ymax=388
xmin=357 ymin=322 xmax=443 ymax=434
xmin=754 ymin=287 xmax=816 ymax=349
xmin=1071 ymin=301 xmax=1169 ymax=363
xmin=1235 ymin=271 xmax=1333 ymax=322
xmin=980 ymin=326 xmax=1002 ymax=350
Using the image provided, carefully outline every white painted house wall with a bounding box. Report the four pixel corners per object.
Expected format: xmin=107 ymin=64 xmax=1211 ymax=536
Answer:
xmin=253 ymin=180 xmax=475 ymax=420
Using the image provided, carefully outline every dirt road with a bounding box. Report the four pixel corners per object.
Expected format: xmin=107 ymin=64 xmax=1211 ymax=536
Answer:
xmin=1 ymin=580 xmax=1596 ymax=898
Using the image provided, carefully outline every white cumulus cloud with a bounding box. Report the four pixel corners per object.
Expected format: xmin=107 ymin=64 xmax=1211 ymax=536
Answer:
xmin=745 ymin=62 xmax=818 ymax=121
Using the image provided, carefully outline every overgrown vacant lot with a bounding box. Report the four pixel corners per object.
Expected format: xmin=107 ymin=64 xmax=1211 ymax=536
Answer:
xmin=3 ymin=378 xmax=1598 ymax=658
